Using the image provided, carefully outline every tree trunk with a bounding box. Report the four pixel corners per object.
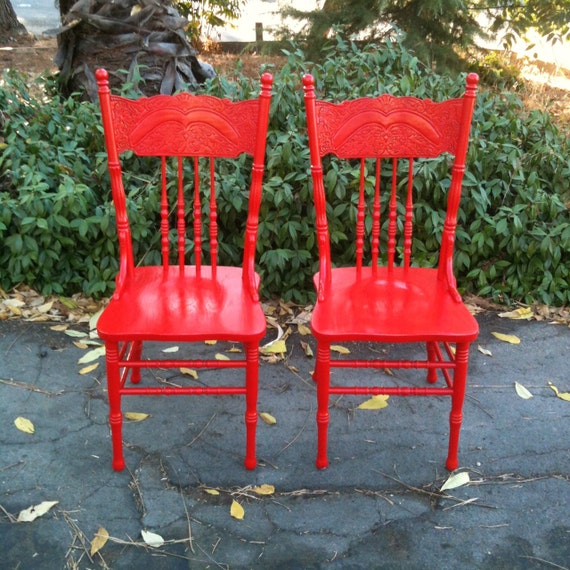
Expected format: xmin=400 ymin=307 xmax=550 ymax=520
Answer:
xmin=0 ymin=0 xmax=27 ymax=38
xmin=55 ymin=0 xmax=213 ymax=99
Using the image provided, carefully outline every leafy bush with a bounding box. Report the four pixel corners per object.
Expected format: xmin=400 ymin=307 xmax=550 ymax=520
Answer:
xmin=1 ymin=37 xmax=569 ymax=305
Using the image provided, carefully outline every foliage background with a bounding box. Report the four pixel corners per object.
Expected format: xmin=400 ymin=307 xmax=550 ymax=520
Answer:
xmin=1 ymin=38 xmax=569 ymax=305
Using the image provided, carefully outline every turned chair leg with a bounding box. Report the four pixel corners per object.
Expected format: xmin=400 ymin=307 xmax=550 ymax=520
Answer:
xmin=106 ymin=341 xmax=126 ymax=471
xmin=315 ymin=341 xmax=331 ymax=469
xmin=446 ymin=342 xmax=470 ymax=471
xmin=243 ymin=341 xmax=259 ymax=470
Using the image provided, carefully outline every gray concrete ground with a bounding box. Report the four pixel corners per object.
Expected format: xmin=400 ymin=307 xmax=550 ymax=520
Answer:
xmin=1 ymin=310 xmax=569 ymax=569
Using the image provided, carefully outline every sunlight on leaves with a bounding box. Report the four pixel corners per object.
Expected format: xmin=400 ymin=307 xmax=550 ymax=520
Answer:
xmin=141 ymin=529 xmax=164 ymax=548
xmin=548 ymin=382 xmax=570 ymax=402
xmin=491 ymin=332 xmax=521 ymax=344
xmin=79 ymin=363 xmax=99 ymax=375
xmin=252 ymin=484 xmax=275 ymax=496
xmin=331 ymin=345 xmax=351 ymax=354
xmin=259 ymin=412 xmax=277 ymax=425
xmin=17 ymin=500 xmax=58 ymax=522
xmin=124 ymin=412 xmax=150 ymax=422
xmin=90 ymin=526 xmax=109 ymax=556
xmin=498 ymin=307 xmax=533 ymax=320
xmin=514 ymin=381 xmax=533 ymax=399
xmin=230 ymin=500 xmax=245 ymax=520
xmin=357 ymin=395 xmax=390 ymax=410
xmin=14 ymin=416 xmax=35 ymax=434
xmin=478 ymin=345 xmax=493 ymax=357
xmin=440 ymin=471 xmax=470 ymax=492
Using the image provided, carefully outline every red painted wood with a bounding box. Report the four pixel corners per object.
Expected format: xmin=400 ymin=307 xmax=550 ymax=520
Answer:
xmin=96 ymin=69 xmax=273 ymax=471
xmin=303 ymin=72 xmax=479 ymax=471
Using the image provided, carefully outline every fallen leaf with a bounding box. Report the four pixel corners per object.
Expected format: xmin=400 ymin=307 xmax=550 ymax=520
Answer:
xmin=514 ymin=381 xmax=533 ymax=399
xmin=491 ymin=332 xmax=521 ymax=344
xmin=204 ymin=488 xmax=220 ymax=496
xmin=73 ymin=341 xmax=89 ymax=350
xmin=440 ymin=472 xmax=470 ymax=492
xmin=215 ymin=353 xmax=230 ymax=361
xmin=141 ymin=529 xmax=164 ymax=548
xmin=287 ymin=365 xmax=299 ymax=373
xmin=89 ymin=308 xmax=104 ymax=332
xmin=331 ymin=345 xmax=351 ymax=354
xmin=162 ymin=346 xmax=179 ymax=353
xmin=17 ymin=500 xmax=59 ymax=522
xmin=228 ymin=347 xmax=242 ymax=353
xmin=180 ymin=368 xmax=198 ymax=379
xmin=300 ymin=340 xmax=314 ymax=357
xmin=548 ymin=382 xmax=570 ymax=402
xmin=478 ymin=345 xmax=493 ymax=357
xmin=205 ymin=340 xmax=217 ymax=346
xmin=124 ymin=412 xmax=150 ymax=422
xmin=3 ymin=299 xmax=25 ymax=308
xmin=37 ymin=301 xmax=53 ymax=313
xmin=90 ymin=526 xmax=109 ymax=556
xmin=230 ymin=500 xmax=245 ymax=520
xmin=260 ymin=340 xmax=287 ymax=355
xmin=78 ymin=346 xmax=106 ymax=364
xmin=64 ymin=329 xmax=88 ymax=338
xmin=357 ymin=395 xmax=390 ymax=410
xmin=79 ymin=363 xmax=99 ymax=375
xmin=298 ymin=324 xmax=312 ymax=336
xmin=498 ymin=307 xmax=533 ymax=320
xmin=259 ymin=412 xmax=277 ymax=425
xmin=252 ymin=484 xmax=275 ymax=496
xmin=50 ymin=325 xmax=68 ymax=332
xmin=14 ymin=416 xmax=35 ymax=434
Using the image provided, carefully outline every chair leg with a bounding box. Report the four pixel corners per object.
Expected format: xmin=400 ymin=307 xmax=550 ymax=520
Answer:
xmin=426 ymin=342 xmax=438 ymax=384
xmin=315 ymin=340 xmax=331 ymax=469
xmin=129 ymin=341 xmax=143 ymax=384
xmin=446 ymin=342 xmax=470 ymax=471
xmin=243 ymin=341 xmax=259 ymax=470
xmin=105 ymin=341 xmax=126 ymax=471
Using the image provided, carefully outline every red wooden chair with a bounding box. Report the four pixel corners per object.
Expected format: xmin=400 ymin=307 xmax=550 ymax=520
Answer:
xmin=303 ymin=73 xmax=479 ymax=471
xmin=96 ymin=69 xmax=273 ymax=471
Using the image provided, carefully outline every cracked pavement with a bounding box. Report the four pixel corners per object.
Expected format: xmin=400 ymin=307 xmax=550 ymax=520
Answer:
xmin=1 ymin=312 xmax=569 ymax=568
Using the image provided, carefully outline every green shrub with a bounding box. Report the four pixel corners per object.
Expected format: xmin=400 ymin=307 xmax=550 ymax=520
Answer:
xmin=1 ymin=37 xmax=569 ymax=305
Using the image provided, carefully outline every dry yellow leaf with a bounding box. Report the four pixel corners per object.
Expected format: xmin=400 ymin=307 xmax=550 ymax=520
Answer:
xmin=477 ymin=345 xmax=493 ymax=357
xmin=498 ymin=307 xmax=533 ymax=320
xmin=491 ymin=332 xmax=521 ymax=345
xmin=204 ymin=488 xmax=220 ymax=495
xmin=260 ymin=340 xmax=287 ymax=355
xmin=357 ymin=395 xmax=390 ymax=410
xmin=14 ymin=416 xmax=35 ymax=434
xmin=73 ymin=341 xmax=89 ymax=350
xmin=79 ymin=363 xmax=99 ymax=375
xmin=298 ymin=324 xmax=312 ymax=336
xmin=440 ymin=471 xmax=470 ymax=492
xmin=252 ymin=484 xmax=275 ymax=496
xmin=300 ymin=340 xmax=314 ymax=358
xmin=215 ymin=353 xmax=230 ymax=361
xmin=180 ymin=368 xmax=198 ymax=379
xmin=90 ymin=526 xmax=109 ymax=556
xmin=228 ymin=347 xmax=242 ymax=353
xmin=230 ymin=500 xmax=245 ymax=520
xmin=259 ymin=412 xmax=277 ymax=425
xmin=331 ymin=345 xmax=351 ymax=354
xmin=78 ymin=346 xmax=106 ymax=364
xmin=548 ymin=382 xmax=570 ymax=402
xmin=514 ymin=381 xmax=533 ymax=399
xmin=162 ymin=346 xmax=179 ymax=353
xmin=205 ymin=340 xmax=217 ymax=345
xmin=37 ymin=301 xmax=54 ymax=313
xmin=124 ymin=412 xmax=150 ymax=422
xmin=17 ymin=500 xmax=58 ymax=522
xmin=50 ymin=325 xmax=68 ymax=331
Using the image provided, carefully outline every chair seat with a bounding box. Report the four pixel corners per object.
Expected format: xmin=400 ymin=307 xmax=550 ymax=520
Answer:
xmin=97 ymin=266 xmax=266 ymax=342
xmin=311 ymin=267 xmax=479 ymax=343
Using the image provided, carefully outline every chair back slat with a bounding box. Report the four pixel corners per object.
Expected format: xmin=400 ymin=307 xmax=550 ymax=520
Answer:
xmin=371 ymin=159 xmax=381 ymax=272
xmin=403 ymin=158 xmax=415 ymax=269
xmin=96 ymin=71 xmax=273 ymax=289
xmin=387 ymin=159 xmax=398 ymax=270
xmin=356 ymin=158 xmax=366 ymax=272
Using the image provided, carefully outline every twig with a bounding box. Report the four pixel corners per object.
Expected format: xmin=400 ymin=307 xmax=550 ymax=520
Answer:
xmin=0 ymin=503 xmax=17 ymax=523
xmin=186 ymin=414 xmax=216 ymax=448
xmin=0 ymin=377 xmax=63 ymax=396
xmin=519 ymin=556 xmax=569 ymax=570
xmin=276 ymin=405 xmax=312 ymax=456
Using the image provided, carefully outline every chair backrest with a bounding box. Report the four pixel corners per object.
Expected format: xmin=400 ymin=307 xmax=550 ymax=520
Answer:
xmin=303 ymin=73 xmax=478 ymax=300
xmin=96 ymin=69 xmax=273 ymax=300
